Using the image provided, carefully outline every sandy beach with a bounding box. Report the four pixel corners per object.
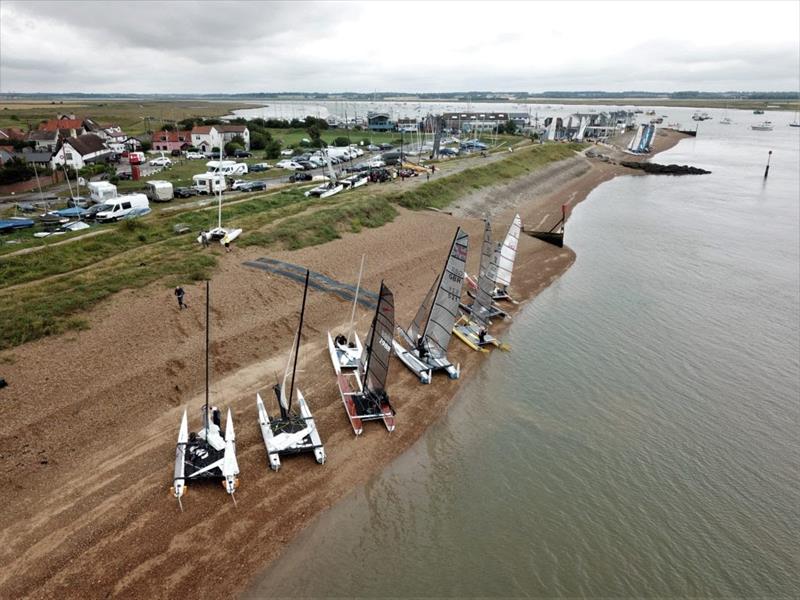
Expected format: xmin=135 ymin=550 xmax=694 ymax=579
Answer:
xmin=0 ymin=130 xmax=685 ymax=598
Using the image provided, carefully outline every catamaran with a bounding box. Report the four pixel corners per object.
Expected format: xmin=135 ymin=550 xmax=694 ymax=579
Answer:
xmin=453 ymin=221 xmax=508 ymax=352
xmin=334 ymin=281 xmax=396 ymax=435
xmin=172 ymin=281 xmax=239 ymax=510
xmin=327 ymin=255 xmax=365 ymax=371
xmin=392 ymin=227 xmax=468 ymax=383
xmin=256 ymin=270 xmax=325 ymax=470
xmin=489 ymin=214 xmax=521 ymax=302
xmin=524 ymin=205 xmax=566 ymax=248
xmin=305 ymin=149 xmax=344 ymax=198
xmin=198 ymin=161 xmax=243 ymax=246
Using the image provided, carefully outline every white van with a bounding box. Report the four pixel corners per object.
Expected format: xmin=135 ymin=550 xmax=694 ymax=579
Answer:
xmin=95 ymin=193 xmax=150 ymax=222
xmin=192 ymin=173 xmax=228 ymax=195
xmin=145 ymin=180 xmax=174 ymax=202
xmin=205 ymin=160 xmax=248 ymax=176
xmin=88 ymin=181 xmax=118 ymax=204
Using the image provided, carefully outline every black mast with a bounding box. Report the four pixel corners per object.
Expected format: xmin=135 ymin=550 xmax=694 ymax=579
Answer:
xmin=362 ymin=281 xmax=383 ymax=391
xmin=287 ymin=270 xmax=309 ymax=415
xmin=204 ymin=280 xmax=210 ymax=437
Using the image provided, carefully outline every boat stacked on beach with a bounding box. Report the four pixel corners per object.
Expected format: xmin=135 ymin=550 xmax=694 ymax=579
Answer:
xmin=168 ymin=219 xmax=534 ymax=506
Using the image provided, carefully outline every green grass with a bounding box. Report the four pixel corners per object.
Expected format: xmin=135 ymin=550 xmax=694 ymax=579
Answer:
xmin=0 ymin=140 xmax=583 ymax=350
xmin=387 ymin=143 xmax=584 ymax=210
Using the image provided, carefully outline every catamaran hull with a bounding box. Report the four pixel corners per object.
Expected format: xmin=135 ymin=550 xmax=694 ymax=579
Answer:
xmin=391 ymin=339 xmax=458 ymax=383
xmin=327 ymin=331 xmax=363 ymax=372
xmin=453 ymin=323 xmax=496 ymax=352
xmin=256 ymin=392 xmax=325 ymax=470
xmin=523 ymin=229 xmax=564 ymax=248
xmin=334 ymin=371 xmax=395 ymax=435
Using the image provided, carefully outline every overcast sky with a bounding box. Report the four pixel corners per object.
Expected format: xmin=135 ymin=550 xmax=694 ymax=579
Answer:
xmin=1 ymin=0 xmax=798 ymax=94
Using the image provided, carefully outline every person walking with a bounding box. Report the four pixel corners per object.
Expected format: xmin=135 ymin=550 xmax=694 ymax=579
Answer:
xmin=175 ymin=286 xmax=187 ymax=310
xmin=200 ymin=231 xmax=209 ymax=248
xmin=224 ymin=241 xmax=231 ymax=253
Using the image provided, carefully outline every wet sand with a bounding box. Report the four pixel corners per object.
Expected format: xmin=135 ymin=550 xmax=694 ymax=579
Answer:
xmin=0 ymin=130 xmax=685 ymax=599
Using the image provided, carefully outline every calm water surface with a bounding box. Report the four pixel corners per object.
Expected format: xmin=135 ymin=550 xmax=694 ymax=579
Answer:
xmin=245 ymin=119 xmax=800 ymax=598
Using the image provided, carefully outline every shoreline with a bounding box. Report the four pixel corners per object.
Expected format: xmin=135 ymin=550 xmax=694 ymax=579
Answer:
xmin=0 ymin=131 xmax=686 ymax=598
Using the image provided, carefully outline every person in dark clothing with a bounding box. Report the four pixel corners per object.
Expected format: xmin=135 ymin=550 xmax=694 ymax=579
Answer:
xmin=175 ymin=286 xmax=187 ymax=309
xmin=478 ymin=328 xmax=487 ymax=345
xmin=416 ymin=335 xmax=428 ymax=359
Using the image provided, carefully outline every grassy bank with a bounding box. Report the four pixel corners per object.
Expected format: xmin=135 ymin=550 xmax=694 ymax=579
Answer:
xmin=0 ymin=142 xmax=583 ymax=350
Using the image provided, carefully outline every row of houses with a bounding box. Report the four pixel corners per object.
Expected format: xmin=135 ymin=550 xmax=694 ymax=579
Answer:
xmin=364 ymin=111 xmax=532 ymax=133
xmin=1 ymin=114 xmax=251 ymax=172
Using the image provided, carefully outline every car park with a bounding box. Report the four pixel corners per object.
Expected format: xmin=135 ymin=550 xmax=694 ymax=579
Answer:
xmin=150 ymin=157 xmax=172 ymax=167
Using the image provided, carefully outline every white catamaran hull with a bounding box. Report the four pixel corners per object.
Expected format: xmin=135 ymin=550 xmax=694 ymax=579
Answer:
xmin=391 ymin=338 xmax=459 ymax=383
xmin=256 ymin=391 xmax=325 ymax=470
xmin=326 ymin=331 xmax=364 ymax=371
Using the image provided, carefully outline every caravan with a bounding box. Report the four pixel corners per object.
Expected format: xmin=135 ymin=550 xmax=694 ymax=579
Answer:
xmin=205 ymin=161 xmax=248 ymax=176
xmin=145 ymin=180 xmax=174 ymax=202
xmin=192 ymin=173 xmax=228 ymax=195
xmin=88 ymin=181 xmax=118 ymax=204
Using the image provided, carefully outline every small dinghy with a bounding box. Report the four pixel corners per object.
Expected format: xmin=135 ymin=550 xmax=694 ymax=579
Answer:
xmin=256 ymin=270 xmax=325 ymax=470
xmin=524 ymin=205 xmax=566 ymax=248
xmin=454 ymin=221 xmax=509 ymax=352
xmin=334 ymin=281 xmax=396 ymax=435
xmin=392 ymin=227 xmax=468 ymax=383
xmin=327 ymin=255 xmax=365 ymax=371
xmin=172 ymin=281 xmax=239 ymax=510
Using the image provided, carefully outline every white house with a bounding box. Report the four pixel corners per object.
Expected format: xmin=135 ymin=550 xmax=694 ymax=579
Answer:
xmin=191 ymin=124 xmax=250 ymax=153
xmin=51 ymin=134 xmax=113 ymax=169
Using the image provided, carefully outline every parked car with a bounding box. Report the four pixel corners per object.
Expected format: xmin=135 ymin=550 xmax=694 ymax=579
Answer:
xmin=280 ymin=149 xmax=294 ymax=156
xmin=205 ymin=151 xmax=221 ymax=159
xmin=185 ymin=152 xmax=206 ymax=160
xmin=439 ymin=148 xmax=459 ymax=156
xmin=296 ymin=161 xmax=315 ymax=170
xmin=379 ymin=143 xmax=394 ymax=150
xmin=150 ymin=157 xmax=172 ymax=167
xmin=66 ymin=196 xmax=91 ymax=208
xmin=249 ymin=163 xmax=271 ymax=172
xmin=117 ymin=171 xmax=132 ymax=180
xmin=276 ymin=160 xmax=304 ymax=170
xmin=231 ymin=179 xmax=250 ymax=191
xmin=234 ymin=150 xmax=252 ymax=158
xmin=174 ymin=187 xmax=199 ymax=198
xmin=85 ymin=203 xmax=111 ymax=220
xmin=241 ymin=180 xmax=267 ymax=192
xmin=96 ymin=194 xmax=149 ymax=223
xmin=289 ymin=172 xmax=313 ymax=182
xmin=366 ymin=144 xmax=380 ymax=151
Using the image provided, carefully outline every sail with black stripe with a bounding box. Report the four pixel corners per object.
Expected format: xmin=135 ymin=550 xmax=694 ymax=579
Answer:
xmin=362 ymin=282 xmax=394 ymax=394
xmin=422 ymin=227 xmax=469 ymax=358
xmin=495 ymin=214 xmax=521 ymax=288
xmin=471 ymin=221 xmax=495 ymax=328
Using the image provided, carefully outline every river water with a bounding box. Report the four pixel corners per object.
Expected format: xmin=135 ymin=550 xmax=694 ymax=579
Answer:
xmin=244 ymin=115 xmax=799 ymax=598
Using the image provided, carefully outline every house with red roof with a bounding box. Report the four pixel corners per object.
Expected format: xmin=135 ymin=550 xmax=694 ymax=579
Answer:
xmin=152 ymin=130 xmax=192 ymax=153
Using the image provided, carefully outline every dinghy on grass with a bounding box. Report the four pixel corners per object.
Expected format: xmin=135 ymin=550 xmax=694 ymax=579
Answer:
xmin=256 ymin=270 xmax=325 ymax=470
xmin=327 ymin=255 xmax=365 ymax=371
xmin=454 ymin=221 xmax=509 ymax=352
xmin=334 ymin=282 xmax=396 ymax=435
xmin=392 ymin=227 xmax=468 ymax=383
xmin=172 ymin=281 xmax=239 ymax=510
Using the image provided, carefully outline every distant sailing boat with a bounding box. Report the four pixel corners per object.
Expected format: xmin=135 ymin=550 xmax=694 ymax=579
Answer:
xmin=790 ymin=111 xmax=800 ymax=127
xmin=326 ymin=255 xmax=365 ymax=370
xmin=256 ymin=270 xmax=325 ymax=470
xmin=172 ymin=281 xmax=239 ymax=510
xmin=392 ymin=227 xmax=468 ymax=383
xmin=453 ymin=221 xmax=509 ymax=352
xmin=334 ymin=281 xmax=396 ymax=435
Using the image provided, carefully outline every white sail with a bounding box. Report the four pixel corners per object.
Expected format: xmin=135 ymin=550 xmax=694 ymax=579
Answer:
xmin=495 ymin=214 xmax=521 ymax=288
xmin=422 ymin=227 xmax=468 ymax=358
xmin=628 ymin=124 xmax=644 ymax=152
xmin=471 ymin=222 xmax=496 ymax=328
